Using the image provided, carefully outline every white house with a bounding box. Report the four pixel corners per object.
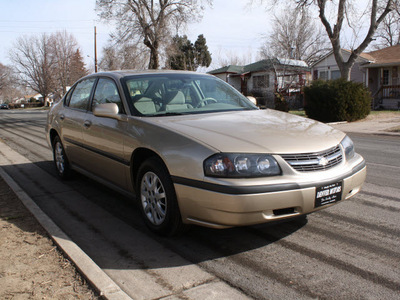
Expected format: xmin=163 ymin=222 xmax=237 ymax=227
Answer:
xmin=311 ymin=49 xmax=374 ymax=83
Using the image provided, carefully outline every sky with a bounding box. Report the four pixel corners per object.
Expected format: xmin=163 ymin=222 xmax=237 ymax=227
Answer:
xmin=0 ymin=0 xmax=374 ymax=71
xmin=0 ymin=0 xmax=270 ymax=71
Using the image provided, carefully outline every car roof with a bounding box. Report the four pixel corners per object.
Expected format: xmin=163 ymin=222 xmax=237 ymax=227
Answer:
xmin=83 ymin=70 xmax=214 ymax=81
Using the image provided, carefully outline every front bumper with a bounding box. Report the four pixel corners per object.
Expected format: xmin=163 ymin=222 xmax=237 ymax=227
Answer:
xmin=173 ymin=161 xmax=366 ymax=228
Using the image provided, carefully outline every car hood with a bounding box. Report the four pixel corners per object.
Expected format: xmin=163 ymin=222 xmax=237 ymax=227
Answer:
xmin=146 ymin=109 xmax=345 ymax=154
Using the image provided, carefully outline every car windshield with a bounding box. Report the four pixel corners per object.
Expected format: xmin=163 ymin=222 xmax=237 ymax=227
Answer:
xmin=122 ymin=73 xmax=258 ymax=116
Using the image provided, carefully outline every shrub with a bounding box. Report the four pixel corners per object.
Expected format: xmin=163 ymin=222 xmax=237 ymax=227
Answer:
xmin=8 ymin=103 xmax=19 ymax=109
xmin=304 ymin=79 xmax=371 ymax=122
xmin=274 ymin=92 xmax=289 ymax=112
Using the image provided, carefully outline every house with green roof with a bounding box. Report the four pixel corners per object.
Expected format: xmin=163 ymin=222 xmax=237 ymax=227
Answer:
xmin=208 ymin=58 xmax=310 ymax=108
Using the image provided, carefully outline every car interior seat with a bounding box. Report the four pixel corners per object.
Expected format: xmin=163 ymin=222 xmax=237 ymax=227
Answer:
xmin=133 ymin=96 xmax=157 ymax=115
xmin=164 ymin=91 xmax=192 ymax=111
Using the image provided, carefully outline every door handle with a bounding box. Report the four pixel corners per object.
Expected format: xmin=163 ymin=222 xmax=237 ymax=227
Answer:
xmin=59 ymin=114 xmax=65 ymax=121
xmin=83 ymin=120 xmax=92 ymax=128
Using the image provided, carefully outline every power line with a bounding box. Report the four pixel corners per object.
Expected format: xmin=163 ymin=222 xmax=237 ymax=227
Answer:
xmin=0 ymin=26 xmax=92 ymax=29
xmin=0 ymin=20 xmax=95 ymax=23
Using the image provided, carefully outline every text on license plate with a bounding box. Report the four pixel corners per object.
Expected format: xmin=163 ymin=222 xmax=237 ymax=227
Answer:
xmin=315 ymin=181 xmax=343 ymax=208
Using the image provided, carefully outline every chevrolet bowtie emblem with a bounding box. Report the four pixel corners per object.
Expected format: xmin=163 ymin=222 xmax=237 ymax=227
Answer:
xmin=318 ymin=156 xmax=329 ymax=166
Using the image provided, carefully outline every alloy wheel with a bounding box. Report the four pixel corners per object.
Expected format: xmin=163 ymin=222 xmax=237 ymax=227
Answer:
xmin=140 ymin=171 xmax=167 ymax=226
xmin=54 ymin=141 xmax=65 ymax=174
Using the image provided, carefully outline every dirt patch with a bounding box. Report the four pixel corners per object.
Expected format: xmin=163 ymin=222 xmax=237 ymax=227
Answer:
xmin=0 ymin=177 xmax=99 ymax=299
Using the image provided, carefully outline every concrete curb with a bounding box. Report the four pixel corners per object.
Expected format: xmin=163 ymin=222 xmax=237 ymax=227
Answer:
xmin=344 ymin=130 xmax=400 ymax=137
xmin=0 ymin=167 xmax=132 ymax=300
xmin=327 ymin=121 xmax=348 ymax=125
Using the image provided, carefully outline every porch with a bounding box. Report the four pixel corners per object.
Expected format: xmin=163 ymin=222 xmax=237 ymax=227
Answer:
xmin=372 ymin=85 xmax=400 ymax=110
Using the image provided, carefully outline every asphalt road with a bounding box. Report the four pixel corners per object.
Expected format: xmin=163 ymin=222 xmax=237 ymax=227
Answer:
xmin=1 ymin=109 xmax=399 ymax=299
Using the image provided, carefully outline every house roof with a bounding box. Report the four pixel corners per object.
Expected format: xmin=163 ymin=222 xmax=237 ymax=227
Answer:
xmin=24 ymin=94 xmax=42 ymax=99
xmin=242 ymin=59 xmax=275 ymax=73
xmin=208 ymin=58 xmax=309 ymax=76
xmin=365 ymin=45 xmax=400 ymax=66
xmin=311 ymin=46 xmax=400 ymax=69
xmin=341 ymin=49 xmax=375 ymax=62
xmin=276 ymin=58 xmax=308 ymax=68
xmin=311 ymin=49 xmax=373 ymax=68
xmin=208 ymin=65 xmax=244 ymax=75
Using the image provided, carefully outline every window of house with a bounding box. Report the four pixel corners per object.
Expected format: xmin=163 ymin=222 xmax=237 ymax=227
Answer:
xmin=253 ymin=75 xmax=269 ymax=88
xmin=382 ymin=69 xmax=390 ymax=85
xmin=331 ymin=70 xmax=341 ymax=80
xmin=313 ymin=70 xmax=318 ymax=80
xmin=319 ymin=71 xmax=328 ymax=80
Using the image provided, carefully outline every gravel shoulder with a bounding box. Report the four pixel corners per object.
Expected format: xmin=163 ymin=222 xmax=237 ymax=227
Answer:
xmin=0 ymin=176 xmax=99 ymax=299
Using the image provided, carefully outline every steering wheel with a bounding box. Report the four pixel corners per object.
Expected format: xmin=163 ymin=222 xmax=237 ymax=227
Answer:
xmin=196 ymin=97 xmax=218 ymax=108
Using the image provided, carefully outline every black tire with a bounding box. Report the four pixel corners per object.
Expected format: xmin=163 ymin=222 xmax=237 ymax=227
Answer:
xmin=136 ymin=157 xmax=187 ymax=236
xmin=52 ymin=136 xmax=72 ymax=179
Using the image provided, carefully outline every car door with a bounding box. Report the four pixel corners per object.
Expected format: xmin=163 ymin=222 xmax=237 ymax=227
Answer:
xmin=60 ymin=77 xmax=96 ymax=168
xmin=81 ymin=77 xmax=129 ymax=190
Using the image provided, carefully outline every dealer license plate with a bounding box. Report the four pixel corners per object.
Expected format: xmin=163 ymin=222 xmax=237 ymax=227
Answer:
xmin=315 ymin=181 xmax=343 ymax=208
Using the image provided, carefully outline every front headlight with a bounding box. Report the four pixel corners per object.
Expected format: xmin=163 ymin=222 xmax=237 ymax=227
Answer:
xmin=204 ymin=153 xmax=281 ymax=178
xmin=341 ymin=136 xmax=355 ymax=160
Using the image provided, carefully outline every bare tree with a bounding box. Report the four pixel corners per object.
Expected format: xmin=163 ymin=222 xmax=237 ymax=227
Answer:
xmin=260 ymin=4 xmax=330 ymax=65
xmin=212 ymin=48 xmax=256 ymax=68
xmin=373 ymin=0 xmax=400 ymax=48
xmin=51 ymin=31 xmax=88 ymax=98
xmin=100 ymin=46 xmax=120 ymax=71
xmin=306 ymin=0 xmax=393 ymax=79
xmin=96 ymin=0 xmax=212 ymax=69
xmin=0 ymin=63 xmax=10 ymax=92
xmin=10 ymin=34 xmax=56 ymax=105
xmin=0 ymin=63 xmax=27 ymax=103
xmin=99 ymin=41 xmax=148 ymax=71
xmin=258 ymin=0 xmax=395 ymax=80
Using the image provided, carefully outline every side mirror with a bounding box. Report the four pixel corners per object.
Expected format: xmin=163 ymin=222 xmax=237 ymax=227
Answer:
xmin=93 ymin=103 xmax=121 ymax=120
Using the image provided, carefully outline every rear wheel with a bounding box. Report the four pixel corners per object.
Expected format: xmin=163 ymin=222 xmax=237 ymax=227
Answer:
xmin=52 ymin=136 xmax=72 ymax=179
xmin=137 ymin=157 xmax=186 ymax=236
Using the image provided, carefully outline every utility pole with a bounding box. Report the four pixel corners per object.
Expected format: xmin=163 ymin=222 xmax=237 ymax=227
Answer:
xmin=94 ymin=26 xmax=98 ymax=73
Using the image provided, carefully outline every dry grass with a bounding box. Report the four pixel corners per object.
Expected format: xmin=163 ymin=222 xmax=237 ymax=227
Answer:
xmin=387 ymin=126 xmax=400 ymax=132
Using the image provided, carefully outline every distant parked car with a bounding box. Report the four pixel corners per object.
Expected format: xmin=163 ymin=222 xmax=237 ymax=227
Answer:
xmin=46 ymin=71 xmax=366 ymax=236
xmin=0 ymin=103 xmax=9 ymax=109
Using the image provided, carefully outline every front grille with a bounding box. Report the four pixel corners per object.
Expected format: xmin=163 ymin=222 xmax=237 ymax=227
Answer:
xmin=280 ymin=145 xmax=342 ymax=172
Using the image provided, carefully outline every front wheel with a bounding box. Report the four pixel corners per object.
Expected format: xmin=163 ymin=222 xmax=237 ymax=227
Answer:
xmin=52 ymin=136 xmax=72 ymax=179
xmin=137 ymin=157 xmax=186 ymax=236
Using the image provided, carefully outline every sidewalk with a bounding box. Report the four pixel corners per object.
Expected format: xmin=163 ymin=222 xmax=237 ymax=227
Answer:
xmin=330 ymin=112 xmax=400 ymax=136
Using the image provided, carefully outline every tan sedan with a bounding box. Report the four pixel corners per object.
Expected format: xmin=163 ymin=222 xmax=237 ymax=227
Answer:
xmin=46 ymin=71 xmax=366 ymax=235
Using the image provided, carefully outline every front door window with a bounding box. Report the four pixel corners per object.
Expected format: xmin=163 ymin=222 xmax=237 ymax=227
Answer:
xmin=68 ymin=78 xmax=96 ymax=110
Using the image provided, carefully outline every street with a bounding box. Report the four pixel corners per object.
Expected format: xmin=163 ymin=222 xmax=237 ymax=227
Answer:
xmin=0 ymin=109 xmax=399 ymax=299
